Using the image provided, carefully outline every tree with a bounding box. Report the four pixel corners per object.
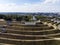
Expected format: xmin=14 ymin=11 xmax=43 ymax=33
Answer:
xmin=16 ymin=16 xmax=23 ymax=21
xmin=0 ymin=14 xmax=5 ymax=19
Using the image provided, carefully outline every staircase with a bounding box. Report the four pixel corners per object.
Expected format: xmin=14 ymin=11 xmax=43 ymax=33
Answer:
xmin=0 ymin=21 xmax=60 ymax=45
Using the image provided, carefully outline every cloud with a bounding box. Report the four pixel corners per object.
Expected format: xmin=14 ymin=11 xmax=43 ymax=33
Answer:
xmin=43 ymin=0 xmax=56 ymax=4
xmin=43 ymin=0 xmax=60 ymax=4
xmin=0 ymin=0 xmax=60 ymax=12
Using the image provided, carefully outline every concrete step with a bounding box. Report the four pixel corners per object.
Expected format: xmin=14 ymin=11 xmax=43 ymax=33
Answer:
xmin=0 ymin=43 xmax=14 ymax=45
xmin=0 ymin=32 xmax=60 ymax=38
xmin=0 ymin=37 xmax=53 ymax=42
xmin=11 ymin=24 xmax=47 ymax=27
xmin=7 ymin=26 xmax=49 ymax=28
xmin=6 ymin=28 xmax=55 ymax=32
xmin=6 ymin=29 xmax=58 ymax=35
xmin=0 ymin=33 xmax=50 ymax=40
xmin=6 ymin=26 xmax=53 ymax=30
xmin=0 ymin=37 xmax=55 ymax=45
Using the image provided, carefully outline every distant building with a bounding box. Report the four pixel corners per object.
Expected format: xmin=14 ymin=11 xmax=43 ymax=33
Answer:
xmin=0 ymin=19 xmax=5 ymax=21
xmin=30 ymin=16 xmax=37 ymax=21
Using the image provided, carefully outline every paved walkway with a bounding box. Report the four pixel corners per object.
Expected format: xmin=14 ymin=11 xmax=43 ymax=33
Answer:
xmin=0 ymin=43 xmax=14 ymax=45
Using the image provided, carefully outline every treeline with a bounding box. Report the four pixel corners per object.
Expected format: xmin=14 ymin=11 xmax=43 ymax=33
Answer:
xmin=0 ymin=14 xmax=48 ymax=22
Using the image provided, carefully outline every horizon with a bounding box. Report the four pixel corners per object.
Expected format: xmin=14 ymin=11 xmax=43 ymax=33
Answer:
xmin=0 ymin=11 xmax=59 ymax=13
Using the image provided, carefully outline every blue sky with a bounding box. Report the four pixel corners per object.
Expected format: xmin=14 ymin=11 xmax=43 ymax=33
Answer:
xmin=0 ymin=0 xmax=43 ymax=4
xmin=0 ymin=0 xmax=60 ymax=12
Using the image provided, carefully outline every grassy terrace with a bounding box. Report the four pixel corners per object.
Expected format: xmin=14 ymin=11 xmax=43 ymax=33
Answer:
xmin=0 ymin=20 xmax=60 ymax=45
xmin=6 ymin=29 xmax=60 ymax=35
xmin=0 ymin=37 xmax=54 ymax=45
xmin=5 ymin=25 xmax=53 ymax=30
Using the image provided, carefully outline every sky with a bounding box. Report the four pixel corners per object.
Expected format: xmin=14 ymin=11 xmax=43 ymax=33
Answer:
xmin=0 ymin=0 xmax=60 ymax=12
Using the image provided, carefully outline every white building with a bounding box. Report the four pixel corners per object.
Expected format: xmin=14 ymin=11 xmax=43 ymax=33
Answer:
xmin=0 ymin=19 xmax=5 ymax=21
xmin=30 ymin=16 xmax=37 ymax=21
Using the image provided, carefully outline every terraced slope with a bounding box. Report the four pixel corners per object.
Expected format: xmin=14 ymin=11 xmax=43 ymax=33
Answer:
xmin=0 ymin=21 xmax=59 ymax=45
